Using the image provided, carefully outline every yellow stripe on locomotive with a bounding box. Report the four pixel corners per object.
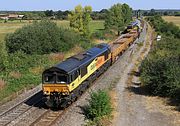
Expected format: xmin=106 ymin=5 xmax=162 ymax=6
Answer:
xmin=42 ymin=43 xmax=111 ymax=97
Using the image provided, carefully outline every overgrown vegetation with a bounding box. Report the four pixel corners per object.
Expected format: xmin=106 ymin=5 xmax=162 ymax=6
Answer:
xmin=0 ymin=41 xmax=8 ymax=71
xmin=91 ymin=30 xmax=116 ymax=41
xmin=140 ymin=16 xmax=180 ymax=101
xmin=84 ymin=90 xmax=112 ymax=125
xmin=0 ymin=19 xmax=94 ymax=102
xmin=0 ymin=51 xmax=51 ymax=101
xmin=5 ymin=20 xmax=82 ymax=54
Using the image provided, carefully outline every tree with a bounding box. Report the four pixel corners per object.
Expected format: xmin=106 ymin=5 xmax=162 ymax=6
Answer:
xmin=56 ymin=10 xmax=63 ymax=19
xmin=149 ymin=9 xmax=156 ymax=16
xmin=136 ymin=9 xmax=141 ymax=18
xmin=105 ymin=3 xmax=132 ymax=35
xmin=56 ymin=10 xmax=70 ymax=20
xmin=83 ymin=6 xmax=92 ymax=37
xmin=44 ymin=10 xmax=54 ymax=17
xmin=121 ymin=4 xmax=132 ymax=25
xmin=100 ymin=9 xmax=108 ymax=13
xmin=69 ymin=5 xmax=83 ymax=32
xmin=163 ymin=11 xmax=168 ymax=16
xmin=68 ymin=5 xmax=92 ymax=37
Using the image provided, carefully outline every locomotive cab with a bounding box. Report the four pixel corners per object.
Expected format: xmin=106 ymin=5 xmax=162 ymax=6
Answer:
xmin=42 ymin=68 xmax=70 ymax=96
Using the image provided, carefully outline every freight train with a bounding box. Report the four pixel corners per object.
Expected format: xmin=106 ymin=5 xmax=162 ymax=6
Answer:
xmin=42 ymin=20 xmax=143 ymax=108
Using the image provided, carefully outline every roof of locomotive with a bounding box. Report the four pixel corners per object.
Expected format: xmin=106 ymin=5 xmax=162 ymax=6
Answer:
xmin=44 ymin=43 xmax=110 ymax=74
xmin=128 ymin=19 xmax=141 ymax=27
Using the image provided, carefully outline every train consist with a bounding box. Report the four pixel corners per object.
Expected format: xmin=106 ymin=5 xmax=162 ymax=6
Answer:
xmin=42 ymin=20 xmax=144 ymax=108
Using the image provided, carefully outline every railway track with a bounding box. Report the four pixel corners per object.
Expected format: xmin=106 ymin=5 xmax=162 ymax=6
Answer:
xmin=0 ymin=24 xmax=145 ymax=126
xmin=0 ymin=80 xmax=96 ymax=126
xmin=29 ymin=65 xmax=111 ymax=126
xmin=29 ymin=110 xmax=64 ymax=126
xmin=0 ymin=91 xmax=43 ymax=126
xmin=0 ymin=43 xmax=138 ymax=126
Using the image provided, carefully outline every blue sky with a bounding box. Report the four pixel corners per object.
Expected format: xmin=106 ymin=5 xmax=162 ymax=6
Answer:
xmin=0 ymin=0 xmax=179 ymax=11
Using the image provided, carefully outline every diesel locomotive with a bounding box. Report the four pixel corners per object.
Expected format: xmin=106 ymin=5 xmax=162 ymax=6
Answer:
xmin=42 ymin=20 xmax=143 ymax=108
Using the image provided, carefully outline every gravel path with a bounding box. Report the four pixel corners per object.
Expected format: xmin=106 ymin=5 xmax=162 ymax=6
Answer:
xmin=113 ymin=23 xmax=175 ymax=126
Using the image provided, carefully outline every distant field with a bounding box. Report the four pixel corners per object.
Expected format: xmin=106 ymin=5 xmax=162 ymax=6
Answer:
xmin=162 ymin=16 xmax=180 ymax=27
xmin=0 ymin=20 xmax=104 ymax=42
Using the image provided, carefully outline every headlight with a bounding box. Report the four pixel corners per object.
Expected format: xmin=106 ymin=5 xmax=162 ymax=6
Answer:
xmin=44 ymin=91 xmax=49 ymax=95
xmin=62 ymin=91 xmax=69 ymax=95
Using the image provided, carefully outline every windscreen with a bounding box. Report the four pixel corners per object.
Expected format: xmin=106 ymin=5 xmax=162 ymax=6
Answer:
xmin=44 ymin=74 xmax=55 ymax=83
xmin=57 ymin=74 xmax=67 ymax=84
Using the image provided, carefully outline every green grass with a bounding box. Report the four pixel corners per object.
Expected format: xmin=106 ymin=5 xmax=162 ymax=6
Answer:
xmin=54 ymin=20 xmax=70 ymax=29
xmin=89 ymin=20 xmax=105 ymax=33
xmin=0 ymin=21 xmax=28 ymax=41
xmin=0 ymin=20 xmax=104 ymax=42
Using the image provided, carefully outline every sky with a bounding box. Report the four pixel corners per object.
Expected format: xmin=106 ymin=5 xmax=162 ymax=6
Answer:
xmin=0 ymin=0 xmax=180 ymax=11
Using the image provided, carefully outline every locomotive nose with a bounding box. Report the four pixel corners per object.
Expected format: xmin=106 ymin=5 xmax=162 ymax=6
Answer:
xmin=43 ymin=84 xmax=69 ymax=96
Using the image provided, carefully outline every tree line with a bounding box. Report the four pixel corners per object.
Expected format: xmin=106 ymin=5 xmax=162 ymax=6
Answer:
xmin=1 ymin=9 xmax=179 ymax=21
xmin=1 ymin=5 xmax=132 ymax=21
xmin=140 ymin=9 xmax=180 ymax=16
xmin=0 ymin=10 xmax=107 ymax=20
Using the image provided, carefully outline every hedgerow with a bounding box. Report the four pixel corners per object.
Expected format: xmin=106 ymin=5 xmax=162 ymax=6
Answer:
xmin=5 ymin=20 xmax=81 ymax=54
xmin=140 ymin=17 xmax=180 ymax=100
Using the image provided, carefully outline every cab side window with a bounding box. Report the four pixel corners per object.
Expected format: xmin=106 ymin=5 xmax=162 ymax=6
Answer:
xmin=70 ymin=71 xmax=79 ymax=82
xmin=74 ymin=71 xmax=79 ymax=79
xmin=81 ymin=66 xmax=87 ymax=77
xmin=104 ymin=51 xmax=108 ymax=60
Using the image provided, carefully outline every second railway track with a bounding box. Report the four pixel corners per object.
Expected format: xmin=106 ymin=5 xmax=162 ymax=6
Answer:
xmin=0 ymin=91 xmax=43 ymax=126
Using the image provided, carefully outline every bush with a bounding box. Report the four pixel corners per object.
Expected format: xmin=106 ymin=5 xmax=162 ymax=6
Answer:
xmin=5 ymin=20 xmax=81 ymax=54
xmin=140 ymin=36 xmax=180 ymax=100
xmin=92 ymin=30 xmax=105 ymax=39
xmin=141 ymin=56 xmax=180 ymax=98
xmin=5 ymin=51 xmax=49 ymax=72
xmin=91 ymin=30 xmax=116 ymax=40
xmin=85 ymin=90 xmax=112 ymax=120
xmin=0 ymin=51 xmax=53 ymax=101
